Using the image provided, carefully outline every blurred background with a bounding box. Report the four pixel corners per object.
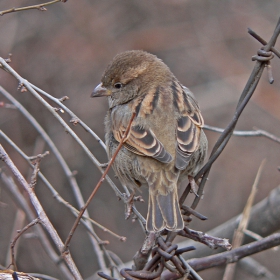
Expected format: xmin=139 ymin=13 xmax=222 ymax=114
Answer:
xmin=0 ymin=1 xmax=280 ymax=279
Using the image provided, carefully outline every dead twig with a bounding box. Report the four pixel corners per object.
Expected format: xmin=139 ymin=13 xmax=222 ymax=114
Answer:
xmin=203 ymin=124 xmax=280 ymax=144
xmin=30 ymin=83 xmax=107 ymax=151
xmin=161 ymin=232 xmax=280 ymax=279
xmin=0 ymin=130 xmax=125 ymax=243
xmin=0 ymin=84 xmax=118 ymax=271
xmin=9 ymin=218 xmax=40 ymax=271
xmin=0 ymin=0 xmax=67 ymax=16
xmin=180 ymin=228 xmax=232 ymax=251
xmin=29 ymin=151 xmax=49 ymax=188
xmin=0 ymin=171 xmax=73 ymax=279
xmin=190 ymin=232 xmax=280 ymax=272
xmin=63 ymin=113 xmax=136 ymax=253
xmin=223 ymin=159 xmax=266 ymax=280
xmin=0 ymin=145 xmax=82 ymax=280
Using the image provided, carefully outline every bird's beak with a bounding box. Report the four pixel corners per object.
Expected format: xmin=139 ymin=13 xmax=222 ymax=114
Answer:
xmin=91 ymin=83 xmax=111 ymax=97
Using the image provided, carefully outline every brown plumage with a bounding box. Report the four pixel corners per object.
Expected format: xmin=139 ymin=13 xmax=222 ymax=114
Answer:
xmin=92 ymin=50 xmax=208 ymax=232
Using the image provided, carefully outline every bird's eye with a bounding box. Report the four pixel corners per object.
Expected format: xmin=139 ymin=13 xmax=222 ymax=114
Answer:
xmin=114 ymin=82 xmax=123 ymax=89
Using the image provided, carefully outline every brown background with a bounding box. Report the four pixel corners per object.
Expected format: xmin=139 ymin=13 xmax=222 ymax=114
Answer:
xmin=0 ymin=1 xmax=280 ymax=279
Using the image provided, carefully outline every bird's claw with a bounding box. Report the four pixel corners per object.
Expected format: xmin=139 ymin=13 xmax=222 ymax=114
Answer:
xmin=188 ymin=175 xmax=199 ymax=197
xmin=123 ymin=193 xmax=144 ymax=219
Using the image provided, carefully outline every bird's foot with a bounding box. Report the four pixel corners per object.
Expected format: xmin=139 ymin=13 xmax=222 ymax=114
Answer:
xmin=123 ymin=193 xmax=144 ymax=219
xmin=188 ymin=175 xmax=199 ymax=197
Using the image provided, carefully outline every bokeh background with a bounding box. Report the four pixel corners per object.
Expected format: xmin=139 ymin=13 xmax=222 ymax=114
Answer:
xmin=1 ymin=1 xmax=280 ymax=279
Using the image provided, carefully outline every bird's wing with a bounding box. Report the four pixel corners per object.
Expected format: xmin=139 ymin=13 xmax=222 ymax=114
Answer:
xmin=173 ymin=83 xmax=204 ymax=170
xmin=111 ymin=105 xmax=173 ymax=164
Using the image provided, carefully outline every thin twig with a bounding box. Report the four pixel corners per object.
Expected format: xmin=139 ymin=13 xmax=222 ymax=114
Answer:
xmin=0 ymin=131 xmax=126 ymax=244
xmin=203 ymin=124 xmax=280 ymax=144
xmin=0 ymin=83 xmax=139 ymax=270
xmin=0 ymin=145 xmax=82 ymax=280
xmin=0 ymin=171 xmax=73 ymax=279
xmin=5 ymin=209 xmax=25 ymax=268
xmin=10 ymin=218 xmax=40 ymax=271
xmin=26 ymin=83 xmax=144 ymax=224
xmin=0 ymin=0 xmax=66 ymax=16
xmin=0 ymin=81 xmax=145 ymax=226
xmin=30 ymin=83 xmax=107 ymax=151
xmin=0 ymin=85 xmax=112 ymax=270
xmin=222 ymin=159 xmax=266 ymax=280
xmin=0 ymin=271 xmax=41 ymax=280
xmin=63 ymin=113 xmax=136 ymax=253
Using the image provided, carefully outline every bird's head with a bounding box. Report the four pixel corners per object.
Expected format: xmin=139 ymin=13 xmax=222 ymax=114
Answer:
xmin=91 ymin=50 xmax=173 ymax=108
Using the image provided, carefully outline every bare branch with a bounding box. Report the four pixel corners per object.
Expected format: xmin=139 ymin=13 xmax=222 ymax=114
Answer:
xmin=0 ymin=80 xmax=144 ymax=226
xmin=0 ymin=145 xmax=82 ymax=280
xmin=30 ymin=83 xmax=107 ymax=151
xmin=0 ymin=172 xmax=73 ymax=279
xmin=180 ymin=228 xmax=232 ymax=251
xmin=0 ymin=85 xmax=115 ymax=270
xmin=162 ymin=233 xmax=280 ymax=279
xmin=203 ymin=124 xmax=280 ymax=144
xmin=10 ymin=218 xmax=40 ymax=271
xmin=63 ymin=113 xmax=136 ymax=253
xmin=223 ymin=159 xmax=266 ymax=280
xmin=175 ymin=185 xmax=280 ymax=262
xmin=0 ymin=130 xmax=126 ymax=271
xmin=5 ymin=210 xmax=25 ymax=268
xmin=0 ymin=0 xmax=67 ymax=16
xmin=189 ymin=233 xmax=280 ymax=272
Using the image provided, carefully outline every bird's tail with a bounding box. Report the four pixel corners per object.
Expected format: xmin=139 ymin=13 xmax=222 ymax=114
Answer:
xmin=146 ymin=186 xmax=184 ymax=232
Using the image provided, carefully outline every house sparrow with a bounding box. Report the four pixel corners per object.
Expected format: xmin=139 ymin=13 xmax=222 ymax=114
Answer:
xmin=92 ymin=50 xmax=208 ymax=232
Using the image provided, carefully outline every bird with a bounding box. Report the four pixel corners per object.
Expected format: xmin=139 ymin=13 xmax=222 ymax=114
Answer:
xmin=91 ymin=50 xmax=208 ymax=232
